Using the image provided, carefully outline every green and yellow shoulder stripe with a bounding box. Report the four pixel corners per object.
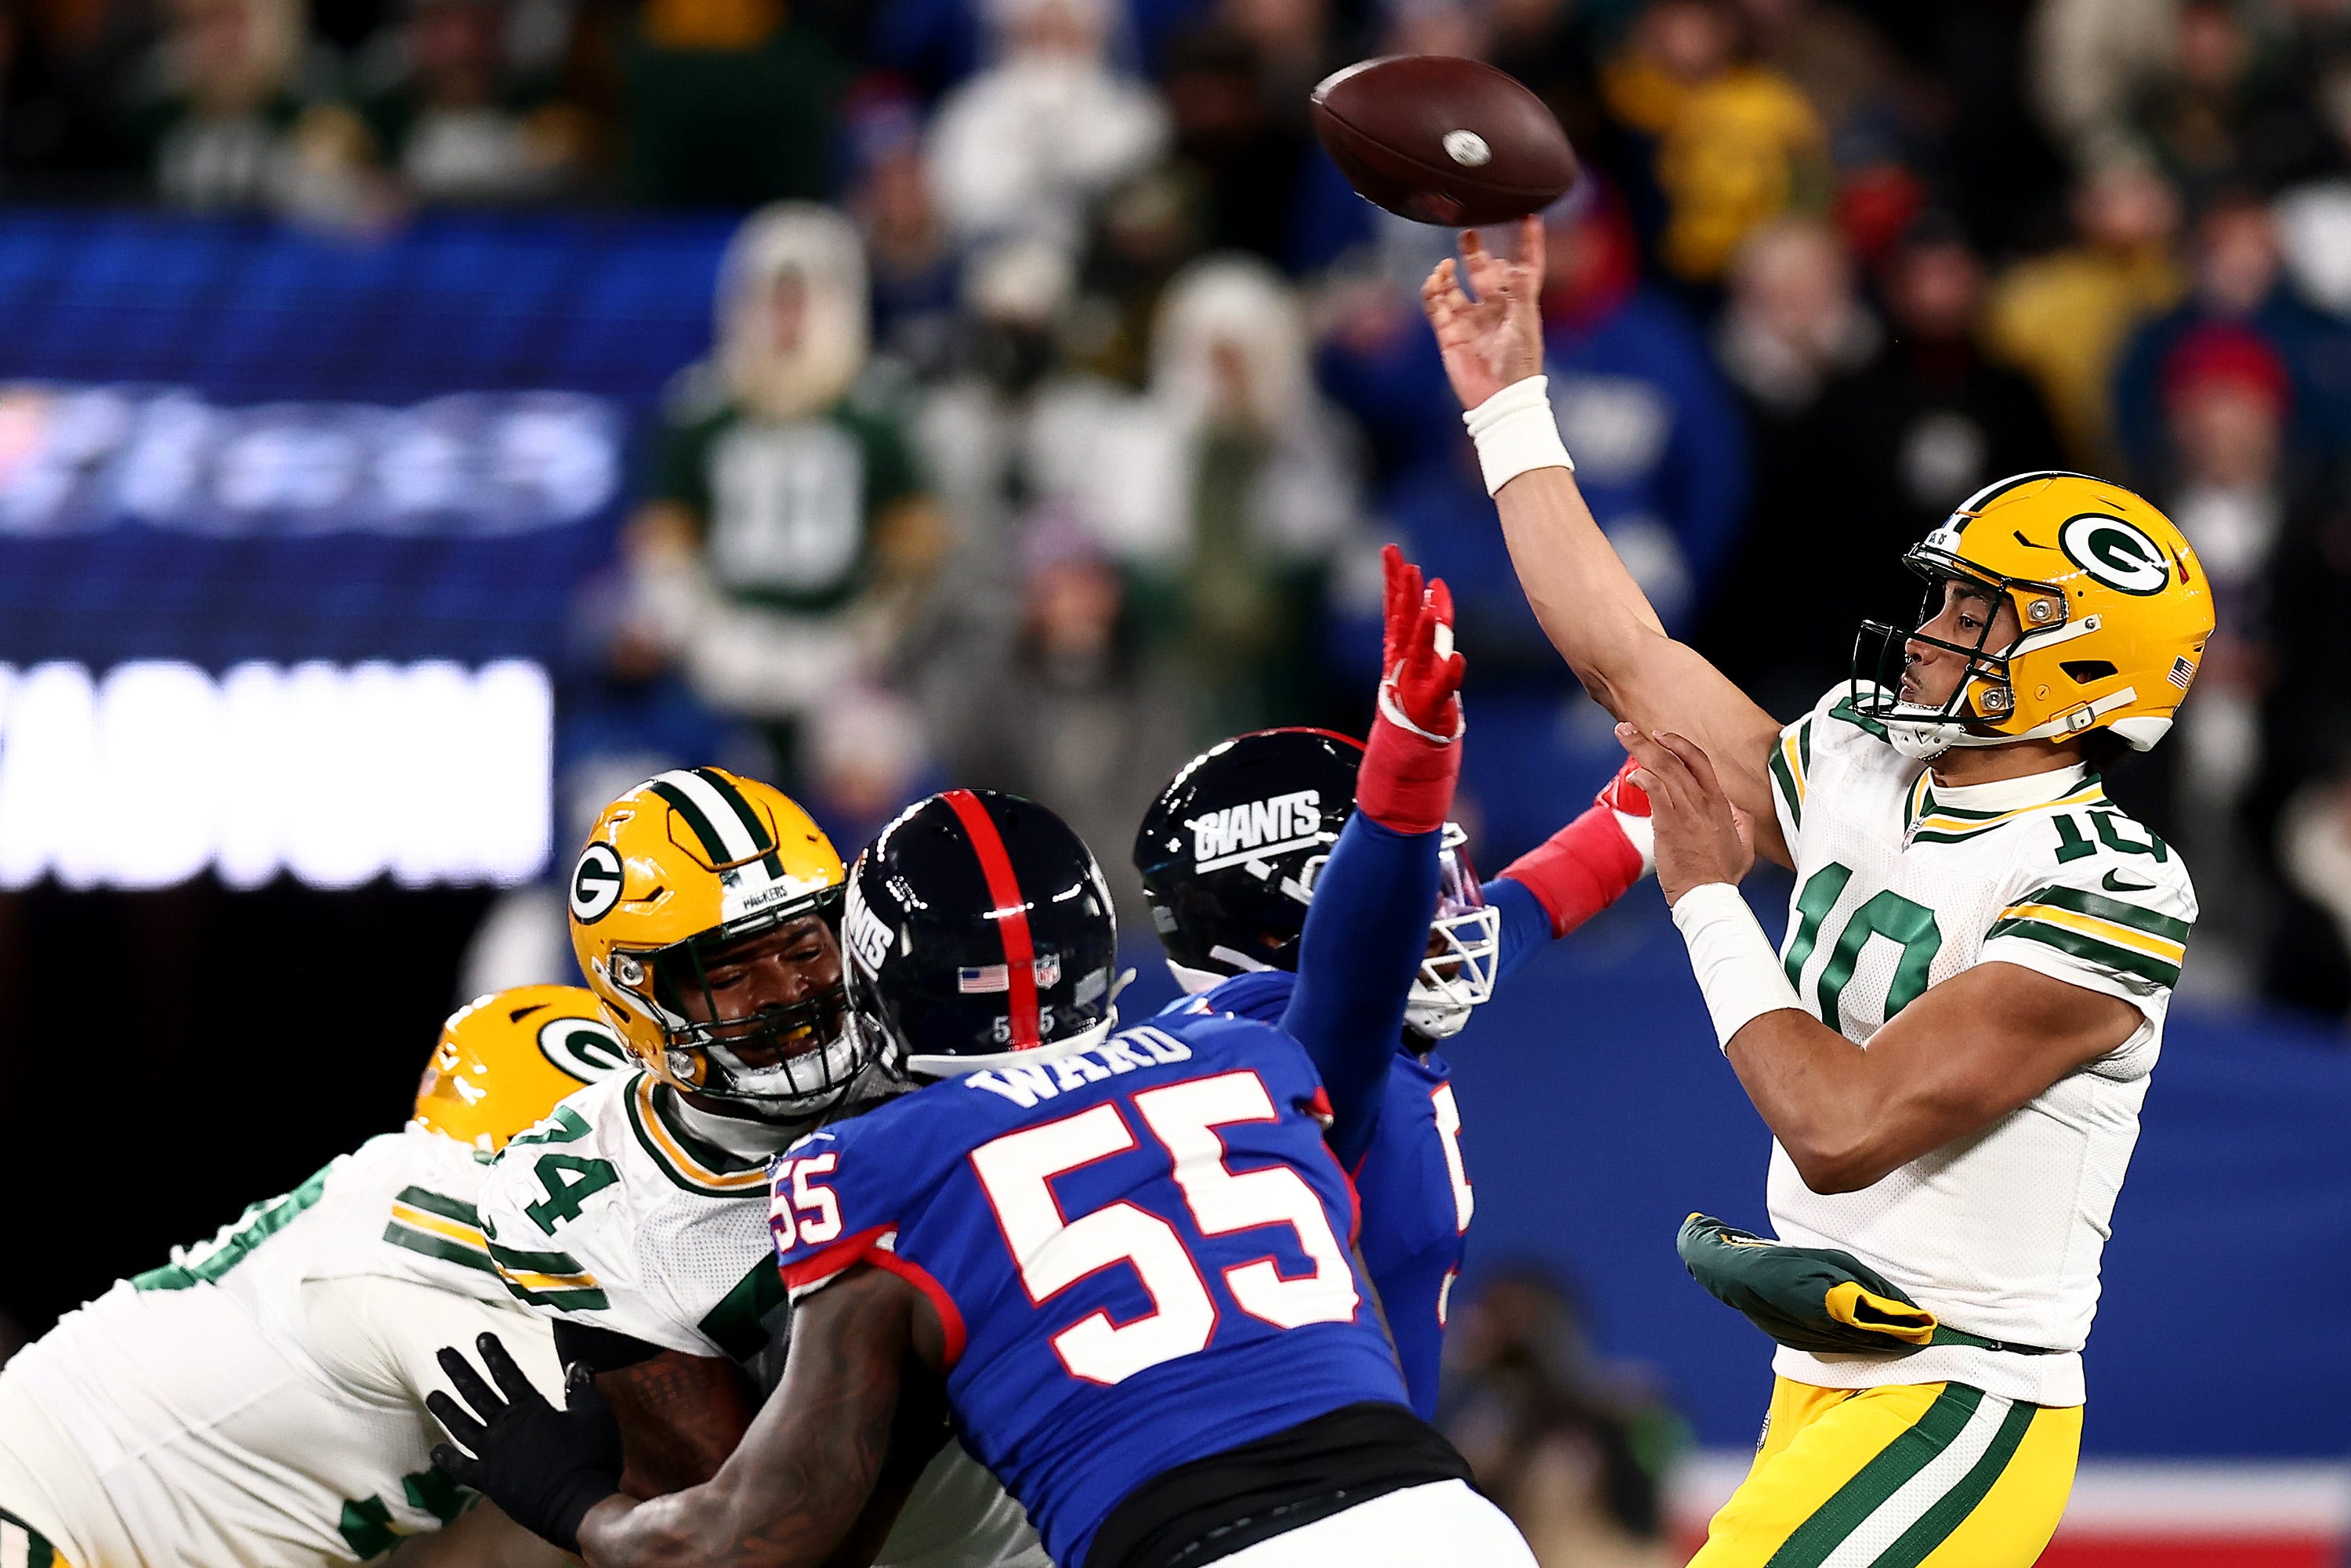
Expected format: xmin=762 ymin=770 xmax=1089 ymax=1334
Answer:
xmin=382 ymin=1186 xmax=498 ymax=1276
xmin=1986 ymin=883 xmax=2191 ymax=990
xmin=484 ymin=1233 xmax=609 ymax=1311
xmin=1770 ymin=715 xmax=1816 ymax=831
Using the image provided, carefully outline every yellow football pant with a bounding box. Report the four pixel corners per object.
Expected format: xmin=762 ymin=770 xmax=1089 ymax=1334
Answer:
xmin=0 ymin=1509 xmax=72 ymax=1568
xmin=1690 ymin=1377 xmax=2080 ymax=1568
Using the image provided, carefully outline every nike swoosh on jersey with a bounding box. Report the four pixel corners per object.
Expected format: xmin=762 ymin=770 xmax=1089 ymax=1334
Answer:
xmin=2101 ymin=870 xmax=2158 ymax=893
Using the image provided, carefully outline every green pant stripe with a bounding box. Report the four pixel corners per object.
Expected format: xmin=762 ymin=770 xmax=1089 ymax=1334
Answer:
xmin=1766 ymin=1385 xmax=1986 ymax=1568
xmin=1869 ymin=1399 xmax=2038 ymax=1568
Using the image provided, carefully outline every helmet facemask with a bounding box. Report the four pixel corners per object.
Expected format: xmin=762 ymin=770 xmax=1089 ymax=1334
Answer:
xmin=1407 ymin=825 xmax=1501 ymax=1040
xmin=1292 ymin=821 xmax=1499 ymax=1042
xmin=1850 ymin=546 xmax=2055 ymax=762
xmin=612 ymin=885 xmax=868 ymax=1121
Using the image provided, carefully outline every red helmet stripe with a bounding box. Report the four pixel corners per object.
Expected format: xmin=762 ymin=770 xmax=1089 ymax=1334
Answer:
xmin=940 ymin=790 xmax=1041 ymax=1052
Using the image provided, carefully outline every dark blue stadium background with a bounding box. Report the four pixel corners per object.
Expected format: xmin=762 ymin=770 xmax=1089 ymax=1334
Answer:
xmin=0 ymin=211 xmax=734 ymax=1340
xmin=0 ymin=210 xmax=731 ymax=668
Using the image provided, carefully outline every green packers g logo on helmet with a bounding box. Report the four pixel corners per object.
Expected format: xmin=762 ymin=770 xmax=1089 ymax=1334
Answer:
xmin=2059 ymin=514 xmax=2170 ymax=596
xmin=571 ymin=842 xmax=624 ymax=922
xmin=537 ymin=1012 xmax=627 ymax=1081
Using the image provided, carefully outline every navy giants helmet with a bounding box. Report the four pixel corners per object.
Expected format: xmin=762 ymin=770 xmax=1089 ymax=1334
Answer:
xmin=1132 ymin=728 xmax=1498 ymax=1041
xmin=842 ymin=789 xmax=1122 ymax=1078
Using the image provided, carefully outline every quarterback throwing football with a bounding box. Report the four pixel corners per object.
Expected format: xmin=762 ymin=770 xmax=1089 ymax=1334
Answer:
xmin=1423 ymin=218 xmax=2212 ymax=1565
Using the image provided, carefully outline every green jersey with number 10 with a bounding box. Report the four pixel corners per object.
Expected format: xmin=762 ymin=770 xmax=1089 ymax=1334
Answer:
xmin=1760 ymin=683 xmax=2197 ymax=1409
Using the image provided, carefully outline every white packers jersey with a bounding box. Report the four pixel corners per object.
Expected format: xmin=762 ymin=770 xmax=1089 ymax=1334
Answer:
xmin=0 ymin=1126 xmax=559 ymax=1568
xmin=1760 ymin=684 xmax=2197 ymax=1408
xmin=476 ymin=1071 xmax=1046 ymax=1568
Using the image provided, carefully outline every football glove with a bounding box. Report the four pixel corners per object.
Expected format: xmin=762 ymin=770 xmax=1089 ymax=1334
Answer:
xmin=429 ymin=1334 xmax=623 ymax=1555
xmin=1360 ymin=544 xmax=1465 ymax=835
xmin=1675 ymin=1214 xmax=1938 ymax=1356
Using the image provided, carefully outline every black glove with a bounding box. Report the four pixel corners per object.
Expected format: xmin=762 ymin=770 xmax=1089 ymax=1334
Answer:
xmin=428 ymin=1332 xmax=624 ymax=1555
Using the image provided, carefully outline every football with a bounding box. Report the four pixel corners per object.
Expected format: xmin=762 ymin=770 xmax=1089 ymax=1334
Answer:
xmin=1310 ymin=56 xmax=1578 ymax=226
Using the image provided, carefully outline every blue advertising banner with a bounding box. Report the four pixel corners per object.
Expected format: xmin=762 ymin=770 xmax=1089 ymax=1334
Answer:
xmin=0 ymin=210 xmax=737 ymax=668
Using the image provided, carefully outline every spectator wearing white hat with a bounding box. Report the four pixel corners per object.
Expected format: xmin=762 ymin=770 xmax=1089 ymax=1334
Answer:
xmin=925 ymin=0 xmax=1168 ymax=258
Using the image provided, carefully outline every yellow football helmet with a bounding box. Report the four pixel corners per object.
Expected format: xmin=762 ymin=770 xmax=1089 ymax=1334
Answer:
xmin=1852 ymin=471 xmax=2215 ymax=760
xmin=568 ymin=767 xmax=853 ymax=1120
xmin=411 ymin=986 xmax=629 ymax=1153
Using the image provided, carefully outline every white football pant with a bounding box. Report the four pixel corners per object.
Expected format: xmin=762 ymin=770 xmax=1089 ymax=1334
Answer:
xmin=1220 ymin=1479 xmax=1538 ymax=1566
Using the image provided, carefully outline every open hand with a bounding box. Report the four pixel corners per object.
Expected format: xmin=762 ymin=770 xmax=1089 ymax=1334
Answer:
xmin=428 ymin=1334 xmax=623 ymax=1555
xmin=1420 ymin=216 xmax=1547 ymax=411
xmin=1617 ymin=722 xmax=1753 ymax=906
xmin=1380 ymin=544 xmax=1465 ymax=741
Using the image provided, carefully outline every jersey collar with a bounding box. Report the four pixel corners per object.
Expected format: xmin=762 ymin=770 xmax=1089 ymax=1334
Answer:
xmin=657 ymin=1080 xmax=801 ymax=1166
xmin=1904 ymin=763 xmax=2105 ymax=844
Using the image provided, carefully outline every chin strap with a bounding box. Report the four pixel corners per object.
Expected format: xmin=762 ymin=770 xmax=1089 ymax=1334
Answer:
xmin=1885 ymin=686 xmax=2143 ymax=759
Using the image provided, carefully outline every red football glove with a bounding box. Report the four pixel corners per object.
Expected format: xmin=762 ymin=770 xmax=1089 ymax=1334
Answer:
xmin=1498 ymin=755 xmax=1654 ymax=939
xmin=1379 ymin=541 xmax=1419 ymax=682
xmin=1378 ymin=543 xmax=1465 ymax=741
xmin=1595 ymin=752 xmax=1655 ymax=870
xmin=1360 ymin=545 xmax=1466 ymax=835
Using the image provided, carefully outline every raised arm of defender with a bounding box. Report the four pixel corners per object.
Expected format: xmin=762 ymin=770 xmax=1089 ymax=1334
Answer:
xmin=1420 ymin=217 xmax=1789 ymax=864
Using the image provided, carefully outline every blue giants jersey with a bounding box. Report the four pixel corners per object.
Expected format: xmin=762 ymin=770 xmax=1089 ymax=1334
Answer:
xmin=1356 ymin=1052 xmax=1473 ymax=1412
xmin=1156 ymin=875 xmax=1547 ymax=1418
xmin=1158 ymin=972 xmax=1472 ymax=1419
xmin=769 ymin=1011 xmax=1411 ymax=1568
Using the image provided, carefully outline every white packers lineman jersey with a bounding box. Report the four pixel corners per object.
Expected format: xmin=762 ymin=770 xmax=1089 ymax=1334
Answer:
xmin=475 ymin=1071 xmax=1046 ymax=1568
xmin=0 ymin=1126 xmax=559 ymax=1568
xmin=1760 ymin=683 xmax=2197 ymax=1409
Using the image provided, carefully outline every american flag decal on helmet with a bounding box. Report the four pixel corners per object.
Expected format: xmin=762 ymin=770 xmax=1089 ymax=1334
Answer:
xmin=2169 ymin=656 xmax=2196 ymax=691
xmin=958 ymin=954 xmax=1060 ymax=994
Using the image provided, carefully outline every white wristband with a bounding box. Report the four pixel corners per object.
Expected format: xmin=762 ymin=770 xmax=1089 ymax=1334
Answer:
xmin=1671 ymin=882 xmax=1803 ymax=1052
xmin=1462 ymin=375 xmax=1573 ymax=497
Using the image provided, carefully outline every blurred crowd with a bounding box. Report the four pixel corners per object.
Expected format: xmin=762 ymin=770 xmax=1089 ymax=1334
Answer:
xmin=11 ymin=0 xmax=2351 ymax=1020
xmin=1439 ymin=1265 xmax=1688 ymax=1565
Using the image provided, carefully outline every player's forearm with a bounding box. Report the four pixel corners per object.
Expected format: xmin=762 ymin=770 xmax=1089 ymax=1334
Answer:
xmin=1284 ymin=813 xmax=1440 ymax=1163
xmin=1493 ymin=471 xmax=1784 ymax=842
xmin=1491 ymin=466 xmax=1672 ymax=719
xmin=578 ymin=1280 xmax=910 ymax=1568
xmin=573 ymin=1407 xmax=889 ymax=1568
xmin=597 ymin=1350 xmax=757 ymax=1497
xmin=1722 ymin=1010 xmax=1907 ymax=1193
xmin=1672 ymin=885 xmax=1902 ymax=1190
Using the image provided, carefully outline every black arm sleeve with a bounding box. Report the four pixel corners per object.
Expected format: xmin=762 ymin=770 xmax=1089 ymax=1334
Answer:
xmin=554 ymin=1320 xmax=665 ymax=1374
